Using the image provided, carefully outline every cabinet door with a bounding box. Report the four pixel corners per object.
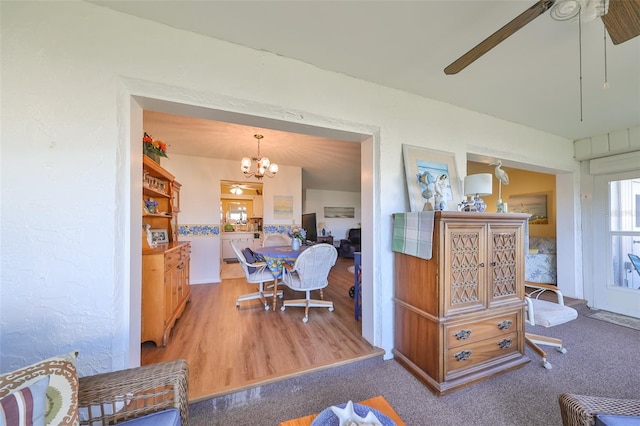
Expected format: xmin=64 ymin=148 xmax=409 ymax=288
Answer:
xmin=487 ymin=223 xmax=524 ymax=308
xmin=442 ymin=222 xmax=487 ymax=316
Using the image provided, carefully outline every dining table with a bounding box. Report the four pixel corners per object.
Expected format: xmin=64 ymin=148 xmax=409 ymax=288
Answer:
xmin=254 ymin=244 xmax=307 ymax=311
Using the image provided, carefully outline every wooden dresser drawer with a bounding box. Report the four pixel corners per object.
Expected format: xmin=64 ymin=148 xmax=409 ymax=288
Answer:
xmin=446 ymin=331 xmax=519 ymax=376
xmin=446 ymin=312 xmax=518 ymax=349
xmin=164 ymin=249 xmax=182 ymax=271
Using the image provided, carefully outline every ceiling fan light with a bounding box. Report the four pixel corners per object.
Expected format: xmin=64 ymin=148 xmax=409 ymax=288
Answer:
xmin=550 ymin=0 xmax=608 ymax=22
xmin=550 ymin=0 xmax=581 ymax=21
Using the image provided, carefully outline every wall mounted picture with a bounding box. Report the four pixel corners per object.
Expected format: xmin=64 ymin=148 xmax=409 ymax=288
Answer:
xmin=150 ymin=228 xmax=169 ymax=243
xmin=273 ymin=195 xmax=293 ymax=219
xmin=324 ymin=207 xmax=355 ymax=218
xmin=508 ymin=193 xmax=549 ymax=224
xmin=402 ymin=144 xmax=461 ymax=212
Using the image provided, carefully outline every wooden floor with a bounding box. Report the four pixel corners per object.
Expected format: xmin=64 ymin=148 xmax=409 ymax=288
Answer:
xmin=141 ymin=256 xmax=383 ymax=402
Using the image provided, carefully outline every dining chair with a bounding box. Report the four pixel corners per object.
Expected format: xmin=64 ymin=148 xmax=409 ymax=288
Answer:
xmin=280 ymin=244 xmax=338 ymax=322
xmin=263 ymin=234 xmax=290 ymax=247
xmin=231 ymin=242 xmax=281 ymax=310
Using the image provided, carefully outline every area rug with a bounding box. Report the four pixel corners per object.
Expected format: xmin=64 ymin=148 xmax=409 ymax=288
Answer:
xmin=584 ymin=310 xmax=640 ymax=331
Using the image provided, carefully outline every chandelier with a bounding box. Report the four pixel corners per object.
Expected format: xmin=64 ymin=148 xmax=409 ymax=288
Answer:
xmin=241 ymin=134 xmax=278 ymax=180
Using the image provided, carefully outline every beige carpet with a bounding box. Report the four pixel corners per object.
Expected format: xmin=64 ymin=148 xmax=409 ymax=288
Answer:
xmin=585 ymin=309 xmax=640 ymax=331
xmin=220 ymin=262 xmax=244 ymax=279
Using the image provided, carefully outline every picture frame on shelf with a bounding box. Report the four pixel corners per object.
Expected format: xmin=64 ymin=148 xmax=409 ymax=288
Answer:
xmin=402 ymin=144 xmax=462 ymax=212
xmin=150 ymin=228 xmax=169 ymax=243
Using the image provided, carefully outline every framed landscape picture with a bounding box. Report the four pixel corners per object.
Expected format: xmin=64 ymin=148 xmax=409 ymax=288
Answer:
xmin=508 ymin=193 xmax=549 ymax=225
xmin=402 ymin=144 xmax=461 ymax=212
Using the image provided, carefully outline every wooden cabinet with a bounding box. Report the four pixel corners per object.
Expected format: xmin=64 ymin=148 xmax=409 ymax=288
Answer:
xmin=316 ymin=235 xmax=334 ymax=245
xmin=393 ymin=211 xmax=530 ymax=395
xmin=143 ymin=155 xmax=181 ymax=244
xmin=142 ymin=242 xmax=191 ymax=347
xmin=142 ymin=155 xmax=190 ymax=346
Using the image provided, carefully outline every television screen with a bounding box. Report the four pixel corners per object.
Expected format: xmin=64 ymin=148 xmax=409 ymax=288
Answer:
xmin=302 ymin=213 xmax=317 ymax=242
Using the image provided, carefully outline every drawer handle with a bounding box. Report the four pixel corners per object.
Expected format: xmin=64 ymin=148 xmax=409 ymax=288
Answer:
xmin=498 ymin=338 xmax=513 ymax=349
xmin=490 ymin=261 xmax=497 ymax=266
xmin=453 ymin=329 xmax=472 ymax=340
xmin=454 ymin=350 xmax=472 ymax=362
xmin=177 ymin=263 xmax=184 ymax=270
xmin=478 ymin=262 xmax=485 ymax=267
xmin=497 ymin=320 xmax=513 ymax=330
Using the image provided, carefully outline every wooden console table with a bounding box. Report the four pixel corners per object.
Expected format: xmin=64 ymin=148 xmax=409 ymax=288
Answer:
xmin=279 ymin=395 xmax=405 ymax=426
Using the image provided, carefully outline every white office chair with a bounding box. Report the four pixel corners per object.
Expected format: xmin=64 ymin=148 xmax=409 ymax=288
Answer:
xmin=280 ymin=244 xmax=338 ymax=322
xmin=231 ymin=242 xmax=281 ymax=310
xmin=263 ymin=234 xmax=290 ymax=247
xmin=525 ymin=282 xmax=578 ymax=369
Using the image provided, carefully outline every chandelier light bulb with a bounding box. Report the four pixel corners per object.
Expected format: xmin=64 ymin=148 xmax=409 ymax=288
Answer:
xmin=241 ymin=134 xmax=278 ymax=180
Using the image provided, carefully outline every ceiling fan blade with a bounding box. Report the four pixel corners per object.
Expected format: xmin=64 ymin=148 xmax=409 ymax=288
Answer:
xmin=444 ymin=0 xmax=556 ymax=75
xmin=601 ymin=0 xmax=640 ymax=45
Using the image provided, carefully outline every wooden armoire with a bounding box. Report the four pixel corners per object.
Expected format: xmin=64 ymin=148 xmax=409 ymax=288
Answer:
xmin=393 ymin=211 xmax=530 ymax=395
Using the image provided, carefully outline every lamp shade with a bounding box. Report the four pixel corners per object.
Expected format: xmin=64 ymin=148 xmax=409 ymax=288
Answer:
xmin=464 ymin=173 xmax=493 ymax=196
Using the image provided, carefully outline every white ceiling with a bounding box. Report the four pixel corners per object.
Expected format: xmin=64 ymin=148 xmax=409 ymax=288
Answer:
xmin=92 ymin=0 xmax=640 ymax=191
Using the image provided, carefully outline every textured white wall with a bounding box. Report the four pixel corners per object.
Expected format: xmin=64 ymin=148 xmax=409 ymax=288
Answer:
xmin=1 ymin=1 xmax=579 ymax=375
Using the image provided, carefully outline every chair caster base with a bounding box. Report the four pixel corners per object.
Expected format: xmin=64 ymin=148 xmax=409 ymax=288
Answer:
xmin=328 ymin=307 xmax=334 ymax=312
xmin=558 ymin=347 xmax=567 ymax=354
xmin=302 ymin=316 xmax=308 ymax=323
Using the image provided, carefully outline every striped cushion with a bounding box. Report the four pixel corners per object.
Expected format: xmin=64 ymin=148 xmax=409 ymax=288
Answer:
xmin=0 ymin=375 xmax=50 ymax=426
xmin=0 ymin=352 xmax=78 ymax=426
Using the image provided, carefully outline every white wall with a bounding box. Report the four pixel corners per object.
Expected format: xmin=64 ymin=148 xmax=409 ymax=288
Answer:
xmin=305 ymin=189 xmax=361 ymax=241
xmin=1 ymin=1 xmax=579 ymax=375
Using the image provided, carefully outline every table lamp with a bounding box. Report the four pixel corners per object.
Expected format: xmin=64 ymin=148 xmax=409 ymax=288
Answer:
xmin=464 ymin=173 xmax=493 ymax=212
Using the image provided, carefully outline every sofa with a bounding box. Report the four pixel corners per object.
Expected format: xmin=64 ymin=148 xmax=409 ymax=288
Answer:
xmin=339 ymin=228 xmax=361 ymax=258
xmin=0 ymin=352 xmax=188 ymax=426
xmin=525 ymin=236 xmax=557 ymax=284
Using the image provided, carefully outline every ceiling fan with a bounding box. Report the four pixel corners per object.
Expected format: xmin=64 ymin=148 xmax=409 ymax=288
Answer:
xmin=444 ymin=0 xmax=640 ymax=75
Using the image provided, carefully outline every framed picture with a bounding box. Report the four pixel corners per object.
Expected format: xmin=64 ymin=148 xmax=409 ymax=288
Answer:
xmin=402 ymin=144 xmax=462 ymax=212
xmin=273 ymin=195 xmax=293 ymax=219
xmin=324 ymin=207 xmax=355 ymax=218
xmin=508 ymin=193 xmax=549 ymax=225
xmin=150 ymin=228 xmax=169 ymax=243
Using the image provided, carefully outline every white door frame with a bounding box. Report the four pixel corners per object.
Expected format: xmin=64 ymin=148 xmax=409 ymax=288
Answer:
xmin=591 ymin=170 xmax=640 ymax=318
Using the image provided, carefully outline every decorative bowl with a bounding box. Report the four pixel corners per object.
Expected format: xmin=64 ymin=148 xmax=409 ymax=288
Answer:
xmin=310 ymin=402 xmax=396 ymax=426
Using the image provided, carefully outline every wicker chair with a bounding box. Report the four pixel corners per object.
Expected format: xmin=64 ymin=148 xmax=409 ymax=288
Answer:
xmin=558 ymin=393 xmax=640 ymax=426
xmin=78 ymin=359 xmax=189 ymax=425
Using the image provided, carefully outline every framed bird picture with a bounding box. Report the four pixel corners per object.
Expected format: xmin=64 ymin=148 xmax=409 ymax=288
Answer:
xmin=402 ymin=144 xmax=462 ymax=212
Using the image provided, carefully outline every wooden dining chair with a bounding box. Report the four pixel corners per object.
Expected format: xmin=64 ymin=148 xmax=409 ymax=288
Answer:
xmin=280 ymin=244 xmax=338 ymax=322
xmin=231 ymin=242 xmax=281 ymax=310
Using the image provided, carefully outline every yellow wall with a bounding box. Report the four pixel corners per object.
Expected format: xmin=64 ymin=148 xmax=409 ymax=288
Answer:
xmin=467 ymin=161 xmax=556 ymax=238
